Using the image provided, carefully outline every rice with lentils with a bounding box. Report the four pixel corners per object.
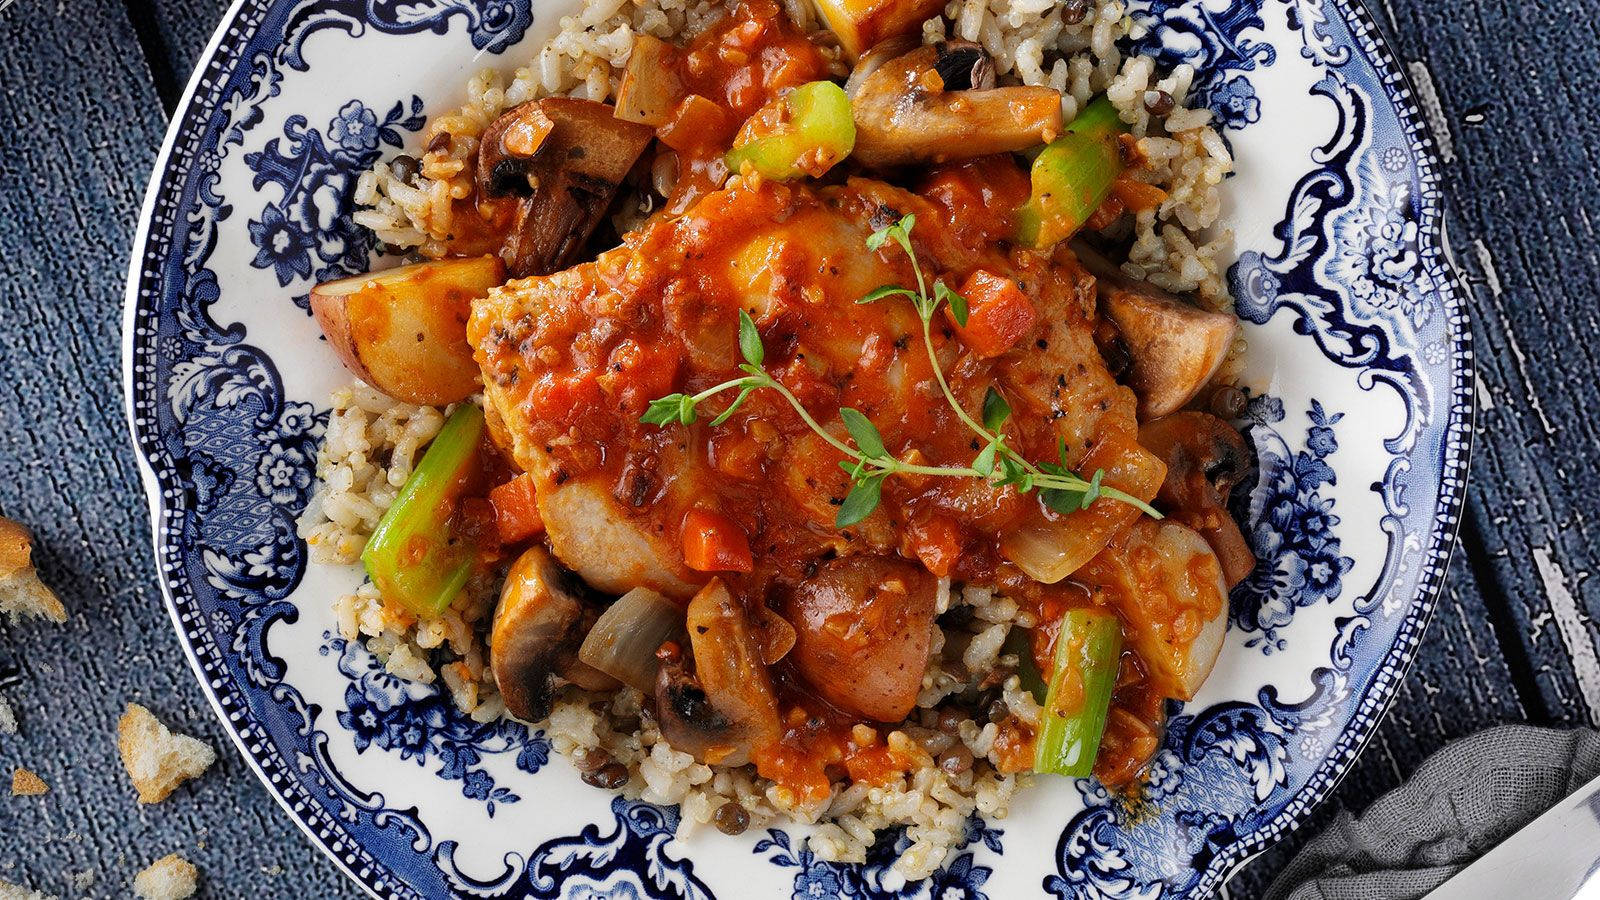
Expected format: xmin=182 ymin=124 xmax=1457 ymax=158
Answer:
xmin=307 ymin=0 xmax=1237 ymax=879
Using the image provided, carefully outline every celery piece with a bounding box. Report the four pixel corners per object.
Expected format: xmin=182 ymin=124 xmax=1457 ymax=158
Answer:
xmin=726 ymin=81 xmax=855 ymax=181
xmin=1033 ymin=608 xmax=1122 ymax=777
xmin=361 ymin=404 xmax=485 ymax=617
xmin=1016 ymin=96 xmax=1128 ymax=248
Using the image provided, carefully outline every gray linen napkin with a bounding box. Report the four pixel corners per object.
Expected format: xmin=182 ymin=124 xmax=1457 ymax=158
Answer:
xmin=1263 ymin=725 xmax=1600 ymax=900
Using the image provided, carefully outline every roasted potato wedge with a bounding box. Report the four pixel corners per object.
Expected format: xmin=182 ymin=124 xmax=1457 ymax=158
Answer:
xmin=812 ymin=0 xmax=947 ymax=59
xmin=310 ymin=255 xmax=505 ymax=405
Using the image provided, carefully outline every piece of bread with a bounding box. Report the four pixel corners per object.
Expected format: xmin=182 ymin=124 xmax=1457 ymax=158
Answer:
xmin=116 ymin=704 xmax=216 ymax=804
xmin=0 ymin=517 xmax=66 ymax=623
xmin=0 ymin=879 xmax=59 ymax=900
xmin=132 ymin=854 xmax=198 ymax=900
xmin=10 ymin=766 xmax=47 ymax=796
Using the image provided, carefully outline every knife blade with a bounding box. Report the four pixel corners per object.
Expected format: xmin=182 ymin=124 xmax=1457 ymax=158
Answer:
xmin=1426 ymin=770 xmax=1600 ymax=900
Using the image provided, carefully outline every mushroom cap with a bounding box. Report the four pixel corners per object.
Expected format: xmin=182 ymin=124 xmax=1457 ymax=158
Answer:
xmin=491 ymin=545 xmax=605 ymax=722
xmin=652 ymin=580 xmax=781 ymax=767
xmin=1076 ymin=244 xmax=1238 ymax=418
xmin=479 ymin=98 xmax=654 ymax=277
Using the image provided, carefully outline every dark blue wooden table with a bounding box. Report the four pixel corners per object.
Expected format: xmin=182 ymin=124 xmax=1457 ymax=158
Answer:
xmin=1 ymin=0 xmax=1595 ymax=897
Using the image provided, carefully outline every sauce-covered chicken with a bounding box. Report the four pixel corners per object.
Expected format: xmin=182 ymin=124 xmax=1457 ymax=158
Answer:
xmin=322 ymin=0 xmax=1252 ymax=805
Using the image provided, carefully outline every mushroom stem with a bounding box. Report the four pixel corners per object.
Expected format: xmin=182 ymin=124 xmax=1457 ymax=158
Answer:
xmin=850 ymin=43 xmax=1063 ymax=169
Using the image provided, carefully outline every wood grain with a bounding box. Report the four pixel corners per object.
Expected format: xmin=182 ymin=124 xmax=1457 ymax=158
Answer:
xmin=0 ymin=1 xmax=353 ymax=897
xmin=0 ymin=0 xmax=1595 ymax=896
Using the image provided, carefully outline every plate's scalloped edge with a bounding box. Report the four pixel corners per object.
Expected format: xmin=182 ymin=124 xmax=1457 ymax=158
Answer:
xmin=1186 ymin=0 xmax=1476 ymax=891
xmin=118 ymin=0 xmax=1476 ymax=897
xmin=120 ymin=1 xmax=412 ymax=898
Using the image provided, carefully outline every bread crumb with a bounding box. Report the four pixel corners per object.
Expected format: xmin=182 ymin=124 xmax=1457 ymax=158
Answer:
xmin=0 ymin=517 xmax=66 ymax=624
xmin=133 ymin=854 xmax=198 ymax=900
xmin=0 ymin=696 xmax=15 ymax=735
xmin=0 ymin=878 xmax=58 ymax=900
xmin=117 ymin=704 xmax=216 ymax=804
xmin=68 ymin=870 xmax=94 ymax=891
xmin=10 ymin=767 xmax=47 ymax=796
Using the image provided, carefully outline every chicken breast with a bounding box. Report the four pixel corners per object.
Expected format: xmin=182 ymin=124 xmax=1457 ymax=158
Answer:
xmin=468 ymin=174 xmax=1156 ymax=594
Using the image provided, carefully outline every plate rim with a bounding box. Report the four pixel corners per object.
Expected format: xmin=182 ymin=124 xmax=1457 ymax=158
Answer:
xmin=118 ymin=0 xmax=1476 ymax=896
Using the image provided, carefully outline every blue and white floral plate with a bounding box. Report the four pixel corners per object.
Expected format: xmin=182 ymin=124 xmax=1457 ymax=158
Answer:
xmin=122 ymin=0 xmax=1470 ymax=896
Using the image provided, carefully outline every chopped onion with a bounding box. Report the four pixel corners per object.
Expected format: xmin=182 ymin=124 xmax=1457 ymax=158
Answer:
xmin=615 ymin=35 xmax=684 ymax=126
xmin=578 ymin=587 xmax=685 ymax=693
xmin=752 ymin=605 xmax=796 ymax=665
xmin=1001 ymin=523 xmax=1104 ymax=584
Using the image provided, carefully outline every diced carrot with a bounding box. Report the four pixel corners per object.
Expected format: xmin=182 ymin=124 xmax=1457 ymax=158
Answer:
xmin=658 ymin=94 xmax=732 ymax=151
xmin=489 ymin=473 xmax=544 ymax=545
xmin=903 ymin=514 xmax=964 ymax=577
xmin=599 ymin=338 xmax=682 ymax=417
xmin=1112 ymin=177 xmax=1168 ymax=213
xmin=681 ymin=508 xmax=754 ymax=572
xmin=945 ymin=270 xmax=1037 ymax=358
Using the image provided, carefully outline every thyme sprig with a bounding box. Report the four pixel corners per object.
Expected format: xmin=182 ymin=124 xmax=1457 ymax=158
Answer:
xmin=641 ymin=217 xmax=1160 ymax=528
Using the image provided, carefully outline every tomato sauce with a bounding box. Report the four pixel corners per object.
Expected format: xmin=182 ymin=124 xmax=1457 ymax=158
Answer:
xmin=453 ymin=0 xmax=1217 ymax=797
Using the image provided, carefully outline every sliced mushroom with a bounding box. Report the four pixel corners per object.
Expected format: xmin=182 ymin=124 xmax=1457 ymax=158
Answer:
xmin=1139 ymin=412 xmax=1257 ymax=588
xmin=780 ymin=556 xmax=937 ymax=722
xmin=843 ymin=35 xmax=919 ymax=99
xmin=476 ymin=101 xmax=556 ymax=197
xmin=1076 ymin=243 xmax=1238 ymax=418
xmin=654 ymin=580 xmax=781 ymax=766
xmin=850 ymin=43 xmax=1063 ymax=169
xmin=481 ymin=98 xmax=655 ymax=278
xmin=491 ymin=546 xmax=618 ymax=722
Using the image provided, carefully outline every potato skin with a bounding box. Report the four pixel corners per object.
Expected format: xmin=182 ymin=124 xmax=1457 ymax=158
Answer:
xmin=781 ymin=555 xmax=936 ymax=722
xmin=311 ymin=255 xmax=505 ymax=405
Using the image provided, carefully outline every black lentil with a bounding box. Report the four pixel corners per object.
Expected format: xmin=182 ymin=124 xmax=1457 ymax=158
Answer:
xmin=713 ymin=802 xmax=751 ymax=836
xmin=1143 ymin=90 xmax=1176 ymax=117
xmin=583 ymin=761 xmax=630 ymax=790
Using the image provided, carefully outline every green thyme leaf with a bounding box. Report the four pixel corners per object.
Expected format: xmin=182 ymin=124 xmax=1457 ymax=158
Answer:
xmin=858 ymin=285 xmax=918 ymax=305
xmin=643 ymin=394 xmax=691 ymax=425
xmin=973 ymin=441 xmax=998 ymax=476
xmin=866 ymin=224 xmax=894 ymax=252
xmin=982 ymin=387 xmax=1011 ymax=432
xmin=710 ymin=387 xmax=756 ymax=426
xmin=836 ymin=474 xmax=885 ymax=528
xmin=1080 ymin=468 xmax=1105 ymax=509
xmin=678 ymin=394 xmax=698 ymax=425
xmin=1039 ymin=485 xmax=1085 ymax=515
xmin=839 ymin=407 xmax=887 ymax=459
xmin=738 ymin=309 xmax=764 ymax=367
xmin=936 ymin=282 xmax=970 ymax=326
xmin=997 ymin=453 xmax=1027 ymax=486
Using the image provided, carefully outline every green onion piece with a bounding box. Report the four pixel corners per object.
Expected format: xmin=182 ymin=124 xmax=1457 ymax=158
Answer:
xmin=361 ymin=404 xmax=486 ymax=617
xmin=725 ymin=81 xmax=856 ymax=181
xmin=1033 ymin=607 xmax=1123 ymax=777
xmin=1015 ymin=95 xmax=1129 ymax=249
